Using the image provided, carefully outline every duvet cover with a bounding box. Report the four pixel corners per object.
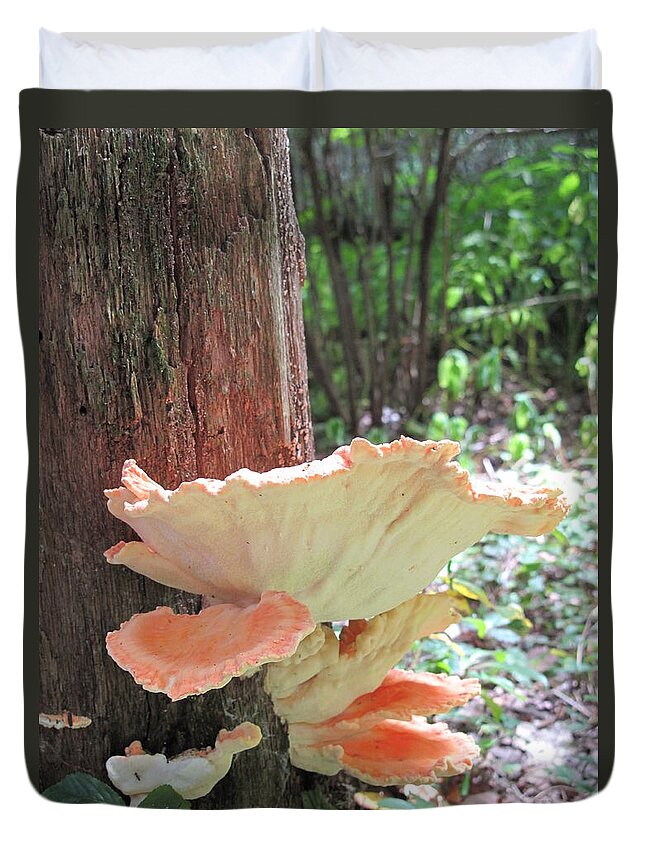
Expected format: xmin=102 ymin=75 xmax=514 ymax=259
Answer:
xmin=18 ymin=89 xmax=615 ymax=809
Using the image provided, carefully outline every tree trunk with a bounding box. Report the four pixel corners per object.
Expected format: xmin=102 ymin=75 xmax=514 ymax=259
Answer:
xmin=38 ymin=127 xmax=343 ymax=808
xmin=302 ymin=130 xmax=362 ymax=433
xmin=412 ymin=128 xmax=452 ymax=413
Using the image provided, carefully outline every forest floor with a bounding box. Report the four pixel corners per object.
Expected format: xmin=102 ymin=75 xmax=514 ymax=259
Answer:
xmin=315 ymin=385 xmax=599 ymax=810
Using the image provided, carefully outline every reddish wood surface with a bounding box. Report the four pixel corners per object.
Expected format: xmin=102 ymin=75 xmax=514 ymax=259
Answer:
xmin=38 ymin=127 xmax=323 ymax=807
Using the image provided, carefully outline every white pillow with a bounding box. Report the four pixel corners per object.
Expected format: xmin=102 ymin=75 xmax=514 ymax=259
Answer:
xmin=321 ymin=30 xmax=599 ymax=90
xmin=40 ymin=29 xmax=316 ymax=90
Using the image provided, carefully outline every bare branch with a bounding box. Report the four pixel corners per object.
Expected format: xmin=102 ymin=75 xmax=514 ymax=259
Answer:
xmin=452 ymin=127 xmax=570 ymax=164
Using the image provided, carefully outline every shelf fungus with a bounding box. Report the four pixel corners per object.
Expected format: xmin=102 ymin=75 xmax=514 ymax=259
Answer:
xmin=39 ymin=712 xmax=92 ymax=730
xmin=106 ymin=722 xmax=262 ymax=806
xmin=264 ymin=592 xmax=481 ymax=785
xmin=104 ymin=437 xmax=567 ymax=700
xmin=106 ymin=591 xmax=315 ymax=700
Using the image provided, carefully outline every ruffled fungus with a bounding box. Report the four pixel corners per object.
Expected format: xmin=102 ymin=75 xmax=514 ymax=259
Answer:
xmin=106 ymin=592 xmax=315 ymax=701
xmin=104 ymin=437 xmax=567 ymax=700
xmin=106 ymin=438 xmax=567 ymax=620
xmin=291 ymin=718 xmax=479 ymax=786
xmin=267 ymin=591 xmax=469 ymax=723
xmin=106 ymin=722 xmax=261 ymax=806
xmin=265 ymin=592 xmax=481 ymax=785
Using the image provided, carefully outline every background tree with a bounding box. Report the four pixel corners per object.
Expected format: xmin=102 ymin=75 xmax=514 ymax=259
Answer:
xmin=291 ymin=127 xmax=598 ymax=446
xmin=38 ymin=127 xmax=349 ymax=808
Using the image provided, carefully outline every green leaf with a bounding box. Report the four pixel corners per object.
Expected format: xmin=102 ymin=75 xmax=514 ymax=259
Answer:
xmin=476 ymin=348 xmax=502 ymax=394
xmin=437 ymin=349 xmax=470 ymax=400
xmin=513 ymin=392 xmax=538 ymax=431
xmin=542 ymin=422 xmax=562 ymax=451
xmin=324 ymin=416 xmax=348 ymax=447
xmin=138 ymin=785 xmax=191 ymax=809
xmin=509 ymin=662 xmax=548 ymax=687
xmin=451 ymin=578 xmax=492 ymax=608
xmin=552 ymin=143 xmax=576 ymax=155
xmin=568 ymin=196 xmax=585 ymax=225
xmin=445 ymin=286 xmax=464 ymax=309
xmin=302 ymin=788 xmax=335 ymax=809
xmin=42 ymin=773 xmax=125 ymax=806
xmin=366 ymin=426 xmax=388 ymax=445
xmin=508 ymin=432 xmax=531 ymax=461
xmin=558 ymin=172 xmax=581 ymax=198
xmin=448 ymin=416 xmax=469 ymax=441
xmin=377 ymin=797 xmax=418 ymax=810
xmin=329 ymin=127 xmax=352 ymax=143
xmin=481 ymin=689 xmax=503 ymax=723
xmin=551 ymin=527 xmax=570 ymax=548
xmin=472 ymin=272 xmax=494 ymax=305
xmin=547 ymin=242 xmax=567 ymax=265
xmin=426 ymin=412 xmax=451 ymax=440
xmin=464 ymin=616 xmax=487 ymax=639
xmin=480 ymin=673 xmax=524 ymax=696
xmin=459 ymin=770 xmax=472 ymax=797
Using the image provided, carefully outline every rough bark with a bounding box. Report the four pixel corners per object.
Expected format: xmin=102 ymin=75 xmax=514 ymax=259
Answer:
xmin=38 ymin=127 xmax=343 ymax=808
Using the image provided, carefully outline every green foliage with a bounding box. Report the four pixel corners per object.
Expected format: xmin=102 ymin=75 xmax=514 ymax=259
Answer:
xmin=366 ymin=425 xmax=389 ymax=444
xmin=558 ymin=172 xmax=581 ymax=198
xmin=542 ymin=421 xmax=562 ymax=451
xmin=513 ymin=393 xmax=539 ymax=431
xmin=438 ymin=349 xmax=470 ymax=400
xmin=42 ymin=773 xmax=191 ymax=809
xmin=579 ymin=414 xmax=598 ymax=450
xmin=302 ymin=788 xmax=335 ymax=809
xmin=357 ymin=791 xmax=436 ymax=809
xmin=508 ymin=431 xmax=531 ymax=461
xmin=475 ymin=347 xmax=504 ymax=394
xmin=42 ymin=773 xmax=125 ymax=805
xmin=495 ymin=392 xmax=567 ymax=466
xmin=324 ymin=416 xmax=350 ymax=447
xmin=426 ymin=412 xmax=468 ymax=442
xmin=576 ymin=316 xmax=598 ymax=420
xmin=374 ymin=795 xmax=433 ymax=809
xmin=411 ymin=447 xmax=598 ymax=753
xmin=445 ymin=148 xmax=596 ymax=388
xmin=138 ymin=785 xmax=191 ymax=809
xmin=293 ymin=129 xmax=598 ymax=436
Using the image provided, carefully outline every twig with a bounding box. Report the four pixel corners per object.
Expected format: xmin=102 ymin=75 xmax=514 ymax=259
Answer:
xmin=552 ymin=687 xmax=593 ymax=719
xmin=456 ymin=291 xmax=592 ymax=323
xmin=452 ymin=127 xmax=569 ymax=164
xmin=482 ymin=457 xmax=499 ymax=482
xmin=576 ymin=606 xmax=598 ymax=670
xmin=529 ymin=784 xmax=579 ymax=802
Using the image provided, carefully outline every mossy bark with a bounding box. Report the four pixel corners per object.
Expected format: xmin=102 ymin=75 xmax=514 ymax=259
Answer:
xmin=38 ymin=127 xmax=341 ymax=808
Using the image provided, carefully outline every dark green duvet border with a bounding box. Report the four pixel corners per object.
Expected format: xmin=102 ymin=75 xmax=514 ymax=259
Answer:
xmin=18 ymin=89 xmax=616 ymax=793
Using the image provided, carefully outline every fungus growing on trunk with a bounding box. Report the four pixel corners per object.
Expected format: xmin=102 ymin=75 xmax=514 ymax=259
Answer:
xmin=264 ymin=592 xmax=481 ymax=785
xmin=267 ymin=591 xmax=469 ymax=723
xmin=291 ymin=718 xmax=479 ymax=786
xmin=104 ymin=437 xmax=567 ymax=699
xmin=39 ymin=712 xmax=92 ymax=730
xmin=106 ymin=592 xmax=315 ymax=701
xmin=106 ymin=722 xmax=261 ymax=806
